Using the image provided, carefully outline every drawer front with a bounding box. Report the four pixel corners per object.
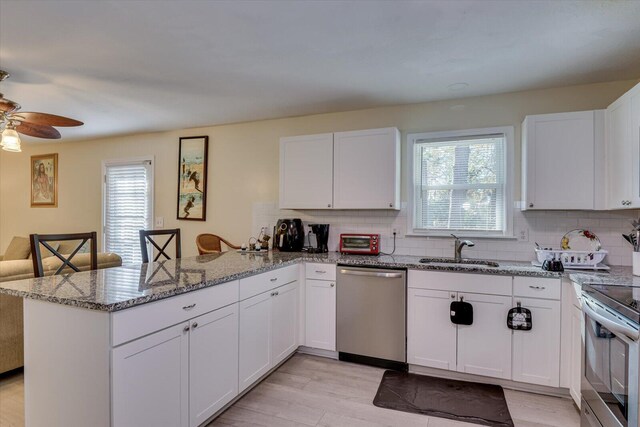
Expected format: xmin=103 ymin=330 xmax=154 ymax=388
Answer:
xmin=513 ymin=276 xmax=561 ymax=300
xmin=111 ymin=280 xmax=239 ymax=346
xmin=408 ymin=270 xmax=512 ymax=296
xmin=239 ymin=264 xmax=298 ymax=301
xmin=305 ymin=262 xmax=336 ymax=281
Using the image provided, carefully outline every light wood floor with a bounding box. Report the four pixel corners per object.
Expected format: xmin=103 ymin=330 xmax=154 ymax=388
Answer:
xmin=0 ymin=354 xmax=580 ymax=427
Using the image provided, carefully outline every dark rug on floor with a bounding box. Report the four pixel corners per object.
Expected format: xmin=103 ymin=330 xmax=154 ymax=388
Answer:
xmin=373 ymin=370 xmax=514 ymax=427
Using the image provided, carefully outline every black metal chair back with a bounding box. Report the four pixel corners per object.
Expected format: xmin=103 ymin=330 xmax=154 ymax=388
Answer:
xmin=139 ymin=229 xmax=181 ymax=263
xmin=30 ymin=232 xmax=98 ymax=278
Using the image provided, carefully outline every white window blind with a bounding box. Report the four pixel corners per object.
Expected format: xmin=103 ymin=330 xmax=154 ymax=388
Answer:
xmin=104 ymin=160 xmax=152 ymax=265
xmin=413 ymin=133 xmax=506 ymax=234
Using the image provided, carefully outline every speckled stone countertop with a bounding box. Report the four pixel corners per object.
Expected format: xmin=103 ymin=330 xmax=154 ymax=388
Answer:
xmin=570 ymin=265 xmax=637 ymax=287
xmin=0 ymin=251 xmax=567 ymax=312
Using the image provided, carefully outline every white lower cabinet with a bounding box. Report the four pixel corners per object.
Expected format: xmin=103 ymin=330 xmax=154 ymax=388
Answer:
xmin=112 ymin=303 xmax=240 ymax=427
xmin=407 ymin=288 xmax=457 ymax=370
xmin=271 ymin=281 xmax=300 ymax=365
xmin=239 ymin=291 xmax=273 ymax=392
xmin=113 ymin=322 xmax=190 ymax=427
xmin=305 ymin=279 xmax=336 ymax=351
xmin=512 ymin=297 xmax=561 ymax=387
xmin=457 ymin=292 xmax=513 ymax=380
xmin=239 ymin=281 xmax=299 ymax=392
xmin=189 ymin=304 xmax=239 ymax=427
xmin=570 ymin=303 xmax=584 ymax=405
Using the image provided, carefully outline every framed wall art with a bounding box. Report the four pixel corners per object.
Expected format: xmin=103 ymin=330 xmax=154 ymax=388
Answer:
xmin=31 ymin=153 xmax=58 ymax=207
xmin=177 ymin=136 xmax=208 ymax=221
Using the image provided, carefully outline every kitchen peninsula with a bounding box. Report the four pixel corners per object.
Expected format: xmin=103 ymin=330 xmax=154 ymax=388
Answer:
xmin=0 ymin=251 xmax=576 ymax=427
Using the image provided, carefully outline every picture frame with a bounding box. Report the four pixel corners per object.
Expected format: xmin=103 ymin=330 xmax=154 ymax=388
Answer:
xmin=31 ymin=153 xmax=58 ymax=207
xmin=177 ymin=136 xmax=208 ymax=221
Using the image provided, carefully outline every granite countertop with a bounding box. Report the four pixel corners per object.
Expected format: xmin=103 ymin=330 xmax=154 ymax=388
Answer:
xmin=569 ymin=265 xmax=636 ymax=287
xmin=0 ymin=251 xmax=585 ymax=312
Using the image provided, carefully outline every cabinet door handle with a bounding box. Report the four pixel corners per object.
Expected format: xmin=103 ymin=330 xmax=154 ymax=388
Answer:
xmin=183 ymin=325 xmax=190 ymax=332
xmin=330 ymin=283 xmax=335 ymax=287
xmin=327 ymin=204 xmax=332 ymax=208
xmin=192 ymin=322 xmax=198 ymax=329
xmin=528 ymin=203 xmax=534 ymax=208
xmin=389 ymin=203 xmax=393 ymax=207
xmin=270 ymin=291 xmax=276 ymax=296
xmin=529 ymin=285 xmax=546 ymax=290
xmin=315 ymin=270 xmax=326 ymax=274
xmin=275 ymin=291 xmax=279 ymax=296
xmin=270 ymin=278 xmax=278 ymax=282
xmin=182 ymin=303 xmax=196 ymax=310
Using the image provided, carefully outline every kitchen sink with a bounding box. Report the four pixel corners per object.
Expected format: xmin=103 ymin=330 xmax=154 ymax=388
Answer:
xmin=419 ymin=257 xmax=500 ymax=268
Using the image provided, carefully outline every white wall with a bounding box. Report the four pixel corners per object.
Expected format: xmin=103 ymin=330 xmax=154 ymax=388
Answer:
xmin=0 ymin=79 xmax=637 ymax=259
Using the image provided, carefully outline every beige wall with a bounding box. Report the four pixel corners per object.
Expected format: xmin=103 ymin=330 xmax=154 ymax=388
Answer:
xmin=0 ymin=79 xmax=637 ymax=257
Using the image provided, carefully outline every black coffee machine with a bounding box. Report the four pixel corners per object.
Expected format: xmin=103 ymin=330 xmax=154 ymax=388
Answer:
xmin=273 ymin=219 xmax=305 ymax=252
xmin=307 ymin=224 xmax=330 ymax=253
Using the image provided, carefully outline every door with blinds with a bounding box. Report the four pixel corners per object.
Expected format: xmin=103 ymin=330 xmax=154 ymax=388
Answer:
xmin=103 ymin=159 xmax=153 ymax=265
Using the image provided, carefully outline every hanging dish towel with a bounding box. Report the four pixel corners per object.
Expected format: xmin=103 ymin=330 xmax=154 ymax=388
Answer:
xmin=507 ymin=302 xmax=532 ymax=331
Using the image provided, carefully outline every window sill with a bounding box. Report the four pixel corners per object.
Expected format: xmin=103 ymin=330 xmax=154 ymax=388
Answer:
xmin=405 ymin=232 xmax=517 ymax=240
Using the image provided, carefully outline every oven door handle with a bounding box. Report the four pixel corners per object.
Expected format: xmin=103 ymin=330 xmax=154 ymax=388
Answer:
xmin=583 ymin=299 xmax=639 ymax=341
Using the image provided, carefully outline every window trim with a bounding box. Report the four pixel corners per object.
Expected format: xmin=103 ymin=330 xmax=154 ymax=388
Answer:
xmin=406 ymin=126 xmax=514 ymax=239
xmin=102 ymin=156 xmax=155 ymax=259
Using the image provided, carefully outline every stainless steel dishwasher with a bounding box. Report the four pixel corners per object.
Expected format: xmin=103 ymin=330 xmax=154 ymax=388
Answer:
xmin=336 ymin=266 xmax=407 ymax=370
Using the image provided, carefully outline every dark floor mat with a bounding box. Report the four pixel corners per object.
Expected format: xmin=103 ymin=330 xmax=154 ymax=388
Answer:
xmin=373 ymin=370 xmax=514 ymax=427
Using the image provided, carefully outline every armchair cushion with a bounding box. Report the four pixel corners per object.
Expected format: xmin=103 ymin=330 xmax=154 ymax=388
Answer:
xmin=3 ymin=237 xmax=31 ymax=261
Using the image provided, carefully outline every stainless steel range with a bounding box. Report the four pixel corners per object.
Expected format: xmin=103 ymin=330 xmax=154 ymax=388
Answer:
xmin=581 ymin=284 xmax=640 ymax=427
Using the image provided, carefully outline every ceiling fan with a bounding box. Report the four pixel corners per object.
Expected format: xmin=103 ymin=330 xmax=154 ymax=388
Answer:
xmin=0 ymin=70 xmax=84 ymax=153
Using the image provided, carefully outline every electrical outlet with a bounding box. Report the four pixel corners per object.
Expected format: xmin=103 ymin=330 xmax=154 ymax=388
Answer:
xmin=155 ymin=217 xmax=164 ymax=228
xmin=517 ymin=227 xmax=529 ymax=242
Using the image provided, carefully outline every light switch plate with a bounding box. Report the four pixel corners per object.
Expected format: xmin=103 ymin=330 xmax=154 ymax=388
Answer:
xmin=155 ymin=217 xmax=164 ymax=228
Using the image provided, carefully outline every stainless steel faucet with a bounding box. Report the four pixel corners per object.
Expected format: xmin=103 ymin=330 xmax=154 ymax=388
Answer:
xmin=452 ymin=234 xmax=475 ymax=262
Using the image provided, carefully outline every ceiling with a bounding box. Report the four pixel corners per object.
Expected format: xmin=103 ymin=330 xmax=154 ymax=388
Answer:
xmin=1 ymin=0 xmax=639 ymax=141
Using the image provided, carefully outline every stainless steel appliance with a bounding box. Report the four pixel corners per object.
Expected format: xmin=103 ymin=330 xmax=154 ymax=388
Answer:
xmin=336 ymin=266 xmax=406 ymax=370
xmin=581 ymin=284 xmax=640 ymax=427
xmin=339 ymin=233 xmax=380 ymax=255
xmin=273 ymin=219 xmax=305 ymax=252
xmin=307 ymin=224 xmax=329 ymax=253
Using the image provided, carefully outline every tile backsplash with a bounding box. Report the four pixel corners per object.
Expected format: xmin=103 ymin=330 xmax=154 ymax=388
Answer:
xmin=252 ymin=202 xmax=639 ymax=266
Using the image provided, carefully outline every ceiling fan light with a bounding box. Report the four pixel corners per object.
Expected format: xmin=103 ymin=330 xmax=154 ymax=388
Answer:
xmin=1 ymin=128 xmax=22 ymax=152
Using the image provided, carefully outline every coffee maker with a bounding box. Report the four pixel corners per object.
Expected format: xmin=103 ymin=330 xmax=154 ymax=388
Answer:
xmin=307 ymin=224 xmax=330 ymax=253
xmin=273 ymin=219 xmax=305 ymax=252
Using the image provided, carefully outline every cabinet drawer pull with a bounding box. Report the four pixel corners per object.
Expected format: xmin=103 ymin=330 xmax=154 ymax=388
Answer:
xmin=275 ymin=291 xmax=279 ymax=296
xmin=315 ymin=270 xmax=326 ymax=274
xmin=529 ymin=285 xmax=546 ymax=290
xmin=270 ymin=278 xmax=278 ymax=282
xmin=183 ymin=325 xmax=190 ymax=332
xmin=192 ymin=322 xmax=198 ymax=329
xmin=182 ymin=303 xmax=196 ymax=310
xmin=270 ymin=291 xmax=276 ymax=296
xmin=330 ymin=283 xmax=335 ymax=287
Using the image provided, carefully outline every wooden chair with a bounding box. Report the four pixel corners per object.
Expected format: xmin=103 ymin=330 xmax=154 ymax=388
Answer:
xmin=30 ymin=232 xmax=98 ymax=278
xmin=139 ymin=228 xmax=181 ymax=263
xmin=196 ymin=233 xmax=240 ymax=255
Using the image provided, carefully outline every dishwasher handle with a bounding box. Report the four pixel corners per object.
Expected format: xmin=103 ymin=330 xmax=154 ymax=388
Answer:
xmin=339 ymin=269 xmax=403 ymax=279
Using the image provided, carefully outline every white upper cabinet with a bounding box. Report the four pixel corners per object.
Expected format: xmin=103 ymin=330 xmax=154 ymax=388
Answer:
xmin=279 ymin=133 xmax=334 ymax=209
xmin=279 ymin=127 xmax=400 ymax=209
xmin=522 ymin=110 xmax=603 ymax=210
xmin=606 ymin=82 xmax=640 ymax=209
xmin=333 ymin=127 xmax=400 ymax=209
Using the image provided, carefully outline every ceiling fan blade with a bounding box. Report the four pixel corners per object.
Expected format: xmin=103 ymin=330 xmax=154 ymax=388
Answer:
xmin=13 ymin=112 xmax=83 ymax=127
xmin=15 ymin=122 xmax=61 ymax=139
xmin=0 ymin=98 xmax=20 ymax=113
